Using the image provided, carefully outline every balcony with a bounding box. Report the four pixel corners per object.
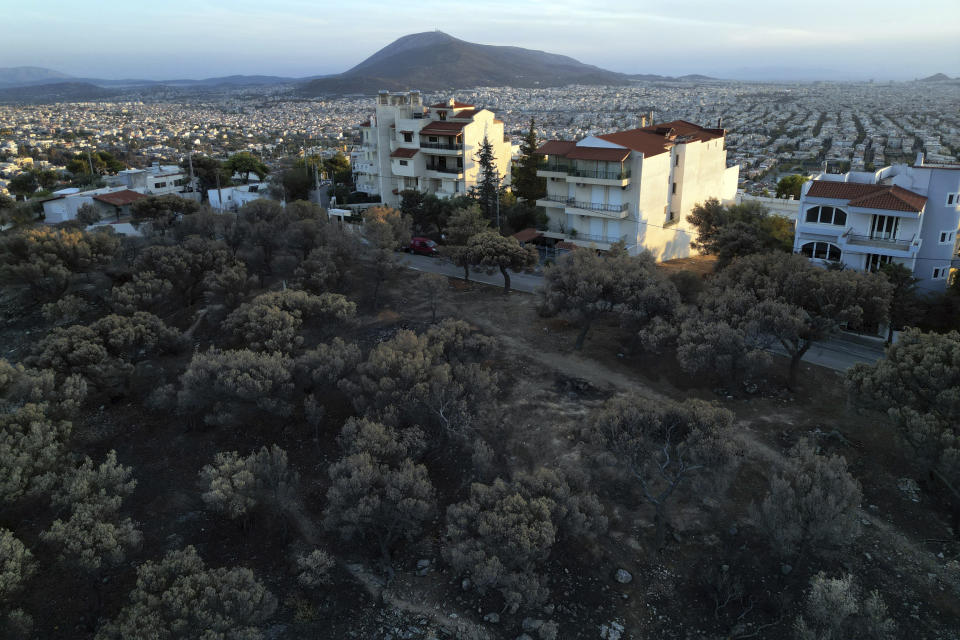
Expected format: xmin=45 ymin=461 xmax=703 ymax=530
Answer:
xmin=837 ymin=227 xmax=921 ymax=257
xmin=537 ymin=195 xmax=573 ymax=207
xmin=425 ymin=164 xmax=463 ymax=175
xmin=537 ymin=162 xmax=571 ymax=178
xmin=845 ymin=234 xmax=913 ymax=250
xmin=568 ymin=201 xmax=629 ymax=215
xmin=420 ymin=142 xmax=463 ymax=151
xmin=571 ymin=168 xmax=631 ymax=180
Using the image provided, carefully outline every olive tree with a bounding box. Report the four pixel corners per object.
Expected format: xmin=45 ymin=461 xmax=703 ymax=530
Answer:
xmin=750 ymin=440 xmax=862 ymax=560
xmin=177 ymin=349 xmax=295 ymax=426
xmin=131 ymin=194 xmax=200 ymax=235
xmin=442 ymin=205 xmax=489 ymax=282
xmin=442 ymin=468 xmax=606 ymax=613
xmin=793 ymin=572 xmax=895 ymax=640
xmin=467 ymin=230 xmax=538 ymax=294
xmin=0 ymin=529 xmax=36 ymax=601
xmin=417 ymin=272 xmax=449 ymax=323
xmin=847 ymin=329 xmax=960 ymax=512
xmin=362 ymin=206 xmax=412 ymax=308
xmin=323 ymin=418 xmax=435 ymax=576
xmin=200 ymin=445 xmax=299 ymax=523
xmin=42 ymin=451 xmax=142 ymax=571
xmin=95 ymin=546 xmax=277 ymax=640
xmin=340 ymin=319 xmax=498 ymax=438
xmin=540 ymin=244 xmax=679 ymax=350
xmin=0 ymin=403 xmax=72 ymax=504
xmin=704 ymin=252 xmax=892 ymax=387
xmin=589 ymin=397 xmax=736 ymax=552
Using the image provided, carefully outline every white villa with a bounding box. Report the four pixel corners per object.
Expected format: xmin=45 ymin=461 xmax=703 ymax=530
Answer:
xmin=794 ymin=154 xmax=960 ymax=292
xmin=533 ymin=120 xmax=739 ymax=259
xmin=353 ymin=90 xmax=512 ymax=207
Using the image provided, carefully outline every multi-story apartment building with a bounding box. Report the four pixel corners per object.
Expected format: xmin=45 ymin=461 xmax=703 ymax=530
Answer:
xmin=534 ymin=120 xmax=739 ymax=259
xmin=793 ymin=154 xmax=960 ymax=292
xmin=353 ymin=90 xmax=512 ymax=208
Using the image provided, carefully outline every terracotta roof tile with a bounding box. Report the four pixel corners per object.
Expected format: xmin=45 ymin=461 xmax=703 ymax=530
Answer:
xmin=566 ymin=147 xmax=630 ymax=162
xmin=806 ymin=181 xmax=927 ymax=212
xmin=419 ymin=121 xmax=467 ymax=135
xmin=512 ymin=228 xmax=543 ymax=243
xmin=93 ymin=190 xmax=147 ymax=207
xmin=535 ymin=140 xmax=576 ymax=156
xmin=390 ymin=147 xmax=419 ymax=159
xmin=450 ymin=109 xmax=478 ymax=119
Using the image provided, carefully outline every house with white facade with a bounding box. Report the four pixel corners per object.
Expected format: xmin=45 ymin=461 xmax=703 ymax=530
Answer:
xmin=104 ymin=163 xmax=188 ymax=196
xmin=353 ymin=90 xmax=512 ymax=207
xmin=42 ymin=186 xmax=147 ymax=224
xmin=793 ymin=154 xmax=960 ymax=292
xmin=533 ymin=120 xmax=739 ymax=259
xmin=207 ymin=183 xmax=273 ymax=212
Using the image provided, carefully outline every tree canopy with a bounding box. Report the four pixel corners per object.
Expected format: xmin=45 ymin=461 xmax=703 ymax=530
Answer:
xmin=687 ymin=198 xmax=793 ymax=269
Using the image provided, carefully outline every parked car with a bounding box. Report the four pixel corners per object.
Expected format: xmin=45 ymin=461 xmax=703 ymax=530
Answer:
xmin=408 ymin=237 xmax=439 ymax=256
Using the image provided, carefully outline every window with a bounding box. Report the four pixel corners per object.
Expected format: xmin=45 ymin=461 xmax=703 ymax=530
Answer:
xmin=865 ymin=254 xmax=892 ymax=272
xmin=429 ymin=136 xmax=438 ymax=143
xmin=940 ymin=230 xmax=956 ymax=244
xmin=804 ymin=206 xmax=847 ymax=225
xmin=399 ymin=160 xmax=408 ymax=166
xmin=672 ymin=182 xmax=677 ymax=194
xmin=438 ymin=111 xmax=446 ymax=121
xmin=800 ymin=241 xmax=841 ymax=261
xmin=402 ymin=132 xmax=412 ymax=143
xmin=675 ymin=155 xmax=679 ymax=166
xmin=933 ymin=266 xmax=950 ymax=280
xmin=948 ymin=193 xmax=957 ymax=206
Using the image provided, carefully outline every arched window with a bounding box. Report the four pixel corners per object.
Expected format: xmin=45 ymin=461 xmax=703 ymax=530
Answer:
xmin=800 ymin=241 xmax=841 ymax=261
xmin=804 ymin=206 xmax=848 ymax=225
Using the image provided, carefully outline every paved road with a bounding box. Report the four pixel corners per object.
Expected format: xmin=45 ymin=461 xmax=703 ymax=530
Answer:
xmin=401 ymin=253 xmax=544 ymax=293
xmin=401 ymin=254 xmax=887 ymax=371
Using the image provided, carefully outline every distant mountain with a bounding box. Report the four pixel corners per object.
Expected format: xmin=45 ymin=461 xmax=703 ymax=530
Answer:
xmin=919 ymin=73 xmax=953 ymax=82
xmin=0 ymin=82 xmax=120 ymax=103
xmin=0 ymin=66 xmax=74 ymax=88
xmin=299 ymin=31 xmax=632 ymax=95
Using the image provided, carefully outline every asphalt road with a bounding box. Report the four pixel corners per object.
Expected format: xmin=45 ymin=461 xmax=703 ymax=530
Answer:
xmin=400 ymin=253 xmax=887 ymax=372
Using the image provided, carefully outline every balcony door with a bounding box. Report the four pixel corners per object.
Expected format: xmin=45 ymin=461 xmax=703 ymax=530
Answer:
xmin=871 ymin=215 xmax=899 ymax=240
xmin=591 ymin=185 xmax=604 ymax=206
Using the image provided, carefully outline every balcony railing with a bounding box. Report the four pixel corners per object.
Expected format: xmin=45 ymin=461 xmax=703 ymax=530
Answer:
xmin=845 ymin=234 xmax=913 ymax=249
xmin=541 ymin=195 xmax=573 ymax=205
xmin=426 ymin=164 xmax=462 ymax=174
xmin=420 ymin=142 xmax=462 ymax=151
xmin=569 ymin=233 xmax=626 ymax=244
xmin=571 ymin=168 xmax=631 ymax=180
xmin=569 ymin=201 xmax=629 ymax=213
xmin=539 ymin=162 xmax=571 ymax=173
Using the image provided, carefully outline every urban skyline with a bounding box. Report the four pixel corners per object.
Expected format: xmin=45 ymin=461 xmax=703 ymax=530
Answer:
xmin=5 ymin=0 xmax=959 ymax=81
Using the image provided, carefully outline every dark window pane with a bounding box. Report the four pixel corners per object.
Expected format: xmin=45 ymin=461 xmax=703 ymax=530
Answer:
xmin=806 ymin=207 xmax=819 ymax=223
xmin=834 ymin=209 xmax=846 ymax=226
xmin=801 ymin=243 xmax=815 ymax=257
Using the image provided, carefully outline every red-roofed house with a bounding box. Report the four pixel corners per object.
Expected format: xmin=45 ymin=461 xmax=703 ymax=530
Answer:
xmin=353 ymin=91 xmax=511 ymax=207
xmin=533 ymin=120 xmax=739 ymax=259
xmin=794 ymin=156 xmax=960 ymax=291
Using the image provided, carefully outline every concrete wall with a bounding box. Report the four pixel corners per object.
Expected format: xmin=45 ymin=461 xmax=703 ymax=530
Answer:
xmin=736 ymin=192 xmax=802 ymax=221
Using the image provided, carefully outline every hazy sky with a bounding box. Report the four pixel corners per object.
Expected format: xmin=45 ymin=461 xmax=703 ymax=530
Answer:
xmin=5 ymin=0 xmax=958 ymax=81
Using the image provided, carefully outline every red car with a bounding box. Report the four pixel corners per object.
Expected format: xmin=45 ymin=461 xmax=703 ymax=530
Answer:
xmin=408 ymin=237 xmax=439 ymax=256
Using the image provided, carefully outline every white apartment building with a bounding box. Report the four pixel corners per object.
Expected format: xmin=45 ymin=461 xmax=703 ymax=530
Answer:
xmin=353 ymin=91 xmax=512 ymax=207
xmin=104 ymin=163 xmax=188 ymax=196
xmin=794 ymin=155 xmax=960 ymax=292
xmin=534 ymin=120 xmax=739 ymax=260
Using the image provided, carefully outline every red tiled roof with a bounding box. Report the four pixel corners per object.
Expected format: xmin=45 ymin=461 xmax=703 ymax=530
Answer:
xmin=806 ymin=181 xmax=927 ymax=212
xmin=390 ymin=147 xmax=419 ymax=158
xmin=93 ymin=190 xmax=147 ymax=207
xmin=567 ymin=146 xmax=630 ymax=162
xmin=450 ymin=109 xmax=478 ymax=119
xmin=429 ymin=101 xmax=474 ymax=108
xmin=640 ymin=119 xmax=726 ymax=143
xmin=555 ymin=241 xmax=579 ymax=250
xmin=513 ymin=228 xmax=543 ymax=243
xmin=535 ymin=140 xmax=577 ymax=156
xmin=419 ymin=121 xmax=467 ymax=135
xmin=596 ymin=129 xmax=672 ymax=157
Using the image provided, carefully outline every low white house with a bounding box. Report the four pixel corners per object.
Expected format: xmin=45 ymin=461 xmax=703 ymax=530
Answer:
xmin=42 ymin=186 xmax=146 ymax=224
xmin=207 ymin=183 xmax=274 ymax=212
xmin=104 ymin=163 xmax=188 ymax=196
xmin=794 ymin=155 xmax=960 ymax=292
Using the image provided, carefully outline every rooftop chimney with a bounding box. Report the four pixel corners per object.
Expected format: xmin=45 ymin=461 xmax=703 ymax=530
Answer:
xmin=648 ymin=110 xmax=654 ymax=126
xmin=640 ymin=115 xmax=647 ymax=128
